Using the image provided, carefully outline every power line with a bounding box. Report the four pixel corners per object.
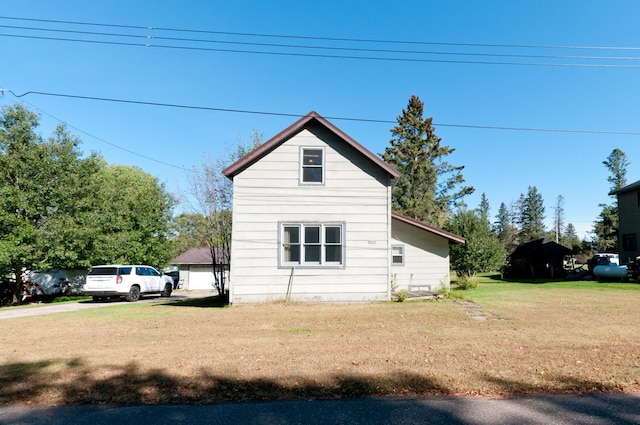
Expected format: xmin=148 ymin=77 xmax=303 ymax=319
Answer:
xmin=5 ymin=89 xmax=640 ymax=136
xmin=2 ymin=18 xmax=640 ymax=68
xmin=3 ymin=15 xmax=640 ymax=52
xmin=1 ymin=91 xmax=198 ymax=174
xmin=1 ymin=23 xmax=639 ymax=64
xmin=7 ymin=32 xmax=639 ymax=68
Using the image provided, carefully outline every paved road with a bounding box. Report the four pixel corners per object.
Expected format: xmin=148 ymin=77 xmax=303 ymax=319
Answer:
xmin=0 ymin=290 xmax=216 ymax=320
xmin=1 ymin=393 xmax=639 ymax=424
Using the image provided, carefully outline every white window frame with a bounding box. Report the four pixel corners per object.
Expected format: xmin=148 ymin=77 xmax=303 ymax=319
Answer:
xmin=391 ymin=244 xmax=405 ymax=266
xmin=299 ymin=146 xmax=325 ymax=185
xmin=279 ymin=222 xmax=345 ymax=268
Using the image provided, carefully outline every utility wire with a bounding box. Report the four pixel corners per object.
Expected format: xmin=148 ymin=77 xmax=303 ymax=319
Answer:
xmin=5 ymin=89 xmax=640 ymax=136
xmin=1 ymin=23 xmax=639 ymax=63
xmin=2 ymin=33 xmax=638 ymax=69
xmin=1 ymin=90 xmax=198 ymax=173
xmin=2 ymin=15 xmax=640 ymax=52
xmin=7 ymin=32 xmax=639 ymax=68
xmin=2 ymin=17 xmax=640 ymax=68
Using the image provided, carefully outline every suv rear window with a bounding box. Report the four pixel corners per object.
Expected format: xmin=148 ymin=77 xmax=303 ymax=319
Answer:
xmin=88 ymin=267 xmax=118 ymax=276
xmin=89 ymin=267 xmax=132 ymax=276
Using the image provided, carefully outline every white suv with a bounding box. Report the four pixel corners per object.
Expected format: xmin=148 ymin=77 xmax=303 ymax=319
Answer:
xmin=83 ymin=265 xmax=174 ymax=302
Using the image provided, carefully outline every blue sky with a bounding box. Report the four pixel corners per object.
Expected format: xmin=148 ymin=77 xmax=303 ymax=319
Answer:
xmin=2 ymin=1 xmax=640 ymax=240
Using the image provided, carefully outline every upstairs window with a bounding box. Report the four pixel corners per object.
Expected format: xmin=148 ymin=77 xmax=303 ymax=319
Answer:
xmin=280 ymin=223 xmax=344 ymax=267
xmin=300 ymin=147 xmax=324 ymax=184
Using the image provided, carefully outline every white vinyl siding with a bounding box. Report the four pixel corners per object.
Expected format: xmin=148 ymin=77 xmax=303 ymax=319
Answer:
xmin=229 ymin=127 xmax=393 ymax=304
xmin=177 ymin=265 xmax=229 ymax=291
xmin=390 ymin=218 xmax=451 ymax=292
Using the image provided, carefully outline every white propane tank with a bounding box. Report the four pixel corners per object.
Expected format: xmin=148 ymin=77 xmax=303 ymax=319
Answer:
xmin=593 ymin=264 xmax=628 ymax=280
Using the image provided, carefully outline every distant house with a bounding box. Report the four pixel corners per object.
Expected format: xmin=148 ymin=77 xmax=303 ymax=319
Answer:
xmin=507 ymin=238 xmax=573 ymax=279
xmin=611 ymin=179 xmax=640 ymax=264
xmin=170 ymin=247 xmax=229 ymax=291
xmin=222 ymin=111 xmax=464 ymax=304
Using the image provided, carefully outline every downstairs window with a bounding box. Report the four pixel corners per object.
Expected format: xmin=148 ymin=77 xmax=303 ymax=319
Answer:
xmin=280 ymin=223 xmax=344 ymax=267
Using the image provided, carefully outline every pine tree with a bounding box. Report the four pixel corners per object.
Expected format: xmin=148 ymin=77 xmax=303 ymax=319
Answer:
xmin=594 ymin=148 xmax=629 ymax=251
xmin=493 ymin=202 xmax=519 ymax=253
xmin=478 ymin=192 xmax=490 ymax=223
xmin=382 ymin=95 xmax=473 ymax=227
xmin=521 ymin=186 xmax=546 ymax=241
xmin=563 ymin=223 xmax=582 ymax=252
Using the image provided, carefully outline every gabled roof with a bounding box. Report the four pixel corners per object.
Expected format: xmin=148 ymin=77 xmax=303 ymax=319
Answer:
xmin=610 ymin=179 xmax=640 ymax=196
xmin=222 ymin=111 xmax=401 ymax=180
xmin=170 ymin=247 xmax=229 ymax=265
xmin=392 ymin=212 xmax=466 ymax=244
xmin=510 ymin=238 xmax=573 ymax=258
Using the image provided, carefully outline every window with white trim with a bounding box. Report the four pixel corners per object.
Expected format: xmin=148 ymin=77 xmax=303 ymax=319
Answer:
xmin=391 ymin=244 xmax=405 ymax=266
xmin=281 ymin=223 xmax=344 ymax=266
xmin=300 ymin=147 xmax=324 ymax=184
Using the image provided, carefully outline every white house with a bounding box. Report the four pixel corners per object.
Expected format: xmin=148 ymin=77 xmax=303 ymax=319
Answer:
xmin=222 ymin=111 xmax=464 ymax=304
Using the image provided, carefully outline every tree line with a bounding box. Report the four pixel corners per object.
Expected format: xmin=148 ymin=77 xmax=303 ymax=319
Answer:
xmin=1 ymin=97 xmax=628 ymax=302
xmin=0 ymin=104 xmax=175 ymax=302
xmin=381 ymin=95 xmax=629 ymax=277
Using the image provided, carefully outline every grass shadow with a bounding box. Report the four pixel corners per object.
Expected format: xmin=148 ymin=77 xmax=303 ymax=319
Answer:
xmin=2 ymin=359 xmax=629 ymax=406
xmin=160 ymin=295 xmax=228 ymax=308
xmin=485 ymin=273 xmax=569 ymax=285
xmin=0 ymin=359 xmax=449 ymax=405
xmin=477 ymin=372 xmax=621 ymax=395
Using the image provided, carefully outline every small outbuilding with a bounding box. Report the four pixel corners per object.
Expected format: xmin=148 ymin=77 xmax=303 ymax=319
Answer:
xmin=507 ymin=238 xmax=573 ymax=279
xmin=170 ymin=247 xmax=229 ymax=291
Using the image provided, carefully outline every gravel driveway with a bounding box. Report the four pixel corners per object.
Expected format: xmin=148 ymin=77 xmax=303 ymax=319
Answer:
xmin=0 ymin=290 xmax=216 ymax=320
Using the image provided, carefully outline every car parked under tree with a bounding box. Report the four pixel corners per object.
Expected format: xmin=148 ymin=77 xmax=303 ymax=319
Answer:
xmin=83 ymin=265 xmax=173 ymax=302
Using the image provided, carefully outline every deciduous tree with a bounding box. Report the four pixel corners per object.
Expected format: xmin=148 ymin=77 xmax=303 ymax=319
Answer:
xmin=447 ymin=206 xmax=505 ymax=277
xmin=0 ymin=104 xmax=176 ymax=301
xmin=184 ymin=132 xmax=262 ymax=296
xmin=553 ymin=195 xmax=566 ymax=244
xmin=0 ymin=105 xmax=99 ymax=300
xmin=87 ymin=164 xmax=176 ymax=267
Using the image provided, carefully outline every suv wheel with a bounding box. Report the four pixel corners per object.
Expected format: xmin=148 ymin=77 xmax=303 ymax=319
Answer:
xmin=161 ymin=282 xmax=172 ymax=297
xmin=126 ymin=285 xmax=141 ymax=302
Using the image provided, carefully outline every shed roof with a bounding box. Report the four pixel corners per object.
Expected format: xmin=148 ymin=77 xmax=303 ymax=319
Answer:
xmin=170 ymin=247 xmax=229 ymax=265
xmin=510 ymin=238 xmax=573 ymax=258
xmin=222 ymin=111 xmax=401 ymax=180
xmin=610 ymin=179 xmax=640 ymax=196
xmin=392 ymin=212 xmax=466 ymax=244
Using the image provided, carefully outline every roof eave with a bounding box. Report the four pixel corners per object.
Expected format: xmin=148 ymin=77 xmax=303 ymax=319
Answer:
xmin=392 ymin=212 xmax=466 ymax=244
xmin=610 ymin=179 xmax=640 ymax=196
xmin=222 ymin=111 xmax=401 ymax=181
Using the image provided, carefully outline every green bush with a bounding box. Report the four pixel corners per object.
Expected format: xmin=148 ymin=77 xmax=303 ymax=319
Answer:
xmin=395 ymin=290 xmax=408 ymax=302
xmin=456 ymin=274 xmax=479 ymax=290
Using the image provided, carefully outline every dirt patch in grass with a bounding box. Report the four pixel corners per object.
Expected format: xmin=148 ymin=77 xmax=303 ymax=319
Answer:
xmin=1 ymin=283 xmax=639 ymax=405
